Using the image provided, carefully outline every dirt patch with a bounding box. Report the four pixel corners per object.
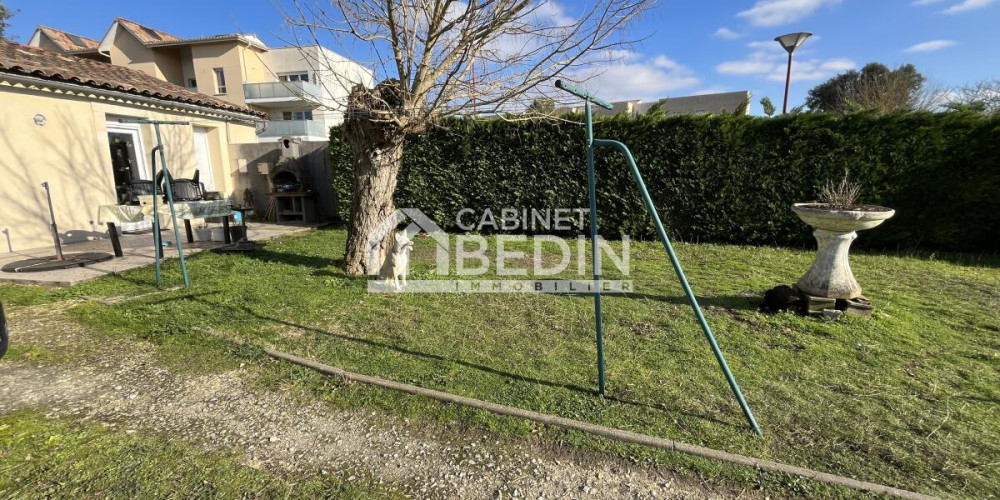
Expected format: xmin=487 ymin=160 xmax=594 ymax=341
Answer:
xmin=0 ymin=303 xmax=759 ymax=500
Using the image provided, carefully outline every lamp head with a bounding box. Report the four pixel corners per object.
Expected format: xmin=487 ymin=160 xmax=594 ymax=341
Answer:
xmin=775 ymin=32 xmax=812 ymax=54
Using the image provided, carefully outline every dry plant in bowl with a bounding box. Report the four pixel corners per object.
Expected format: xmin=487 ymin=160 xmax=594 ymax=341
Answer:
xmin=801 ymin=169 xmax=890 ymax=212
xmin=817 ymin=169 xmax=862 ymax=209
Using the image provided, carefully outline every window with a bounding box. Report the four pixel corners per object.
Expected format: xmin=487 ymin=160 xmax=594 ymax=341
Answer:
xmin=141 ymin=26 xmax=162 ymax=41
xmin=66 ymin=33 xmax=89 ymax=48
xmin=279 ymin=73 xmax=310 ymax=83
xmin=186 ymin=78 xmax=197 ymax=89
xmin=282 ymin=110 xmax=313 ymax=121
xmin=213 ymin=68 xmax=227 ymax=94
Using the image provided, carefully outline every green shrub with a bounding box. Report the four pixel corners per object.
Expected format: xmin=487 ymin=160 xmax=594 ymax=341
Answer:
xmin=330 ymin=111 xmax=1000 ymax=251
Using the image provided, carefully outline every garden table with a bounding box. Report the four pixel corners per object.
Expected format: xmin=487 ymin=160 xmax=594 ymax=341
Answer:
xmin=98 ymin=200 xmax=233 ymax=257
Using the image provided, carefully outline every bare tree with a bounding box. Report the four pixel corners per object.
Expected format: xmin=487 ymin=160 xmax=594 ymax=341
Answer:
xmin=844 ymin=69 xmax=945 ymax=113
xmin=281 ymin=0 xmax=653 ymax=276
xmin=948 ymin=79 xmax=1000 ymax=115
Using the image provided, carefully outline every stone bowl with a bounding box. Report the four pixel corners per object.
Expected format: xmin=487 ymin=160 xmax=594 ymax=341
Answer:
xmin=792 ymin=203 xmax=895 ymax=233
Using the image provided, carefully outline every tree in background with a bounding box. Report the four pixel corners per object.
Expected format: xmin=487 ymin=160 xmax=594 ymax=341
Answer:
xmin=947 ymin=80 xmax=1000 ymax=115
xmin=732 ymin=95 xmax=750 ymax=115
xmin=647 ymin=102 xmax=665 ymax=117
xmin=805 ymin=63 xmax=936 ymax=113
xmin=284 ymin=0 xmax=653 ymax=276
xmin=527 ymin=97 xmax=556 ymax=116
xmin=759 ymin=96 xmax=776 ymax=117
xmin=0 ymin=1 xmax=16 ymax=42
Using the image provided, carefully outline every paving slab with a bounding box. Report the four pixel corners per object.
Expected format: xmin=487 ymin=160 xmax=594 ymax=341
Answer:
xmin=0 ymin=222 xmax=319 ymax=287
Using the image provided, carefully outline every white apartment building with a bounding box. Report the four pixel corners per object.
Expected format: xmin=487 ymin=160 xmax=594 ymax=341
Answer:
xmin=247 ymin=46 xmax=373 ymax=141
xmin=555 ymin=91 xmax=752 ymax=118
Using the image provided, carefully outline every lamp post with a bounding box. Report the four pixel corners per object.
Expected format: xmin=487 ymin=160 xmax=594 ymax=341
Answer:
xmin=775 ymin=32 xmax=812 ymax=114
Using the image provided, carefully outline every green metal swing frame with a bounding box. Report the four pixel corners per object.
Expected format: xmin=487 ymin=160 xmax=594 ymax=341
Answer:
xmin=555 ymin=81 xmax=762 ymax=435
xmin=118 ymin=119 xmax=191 ymax=289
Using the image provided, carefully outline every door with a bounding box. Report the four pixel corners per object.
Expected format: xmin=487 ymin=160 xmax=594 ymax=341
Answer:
xmin=106 ymin=123 xmax=152 ymax=232
xmin=107 ymin=126 xmax=148 ymax=203
xmin=193 ymin=128 xmax=217 ymax=192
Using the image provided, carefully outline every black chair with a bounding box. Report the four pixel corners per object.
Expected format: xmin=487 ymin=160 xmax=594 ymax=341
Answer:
xmin=155 ymin=170 xmax=205 ymax=202
xmin=119 ymin=180 xmax=154 ymax=205
xmin=169 ymin=179 xmax=204 ymax=201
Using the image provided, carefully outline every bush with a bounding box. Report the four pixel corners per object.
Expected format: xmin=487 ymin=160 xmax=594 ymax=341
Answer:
xmin=330 ymin=112 xmax=1000 ymax=251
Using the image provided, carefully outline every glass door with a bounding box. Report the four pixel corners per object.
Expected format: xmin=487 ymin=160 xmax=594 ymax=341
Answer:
xmin=107 ymin=122 xmax=152 ymax=232
xmin=192 ymin=128 xmax=216 ymax=192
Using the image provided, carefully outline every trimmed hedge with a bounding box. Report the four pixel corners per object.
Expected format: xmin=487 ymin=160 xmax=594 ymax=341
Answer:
xmin=330 ymin=112 xmax=1000 ymax=251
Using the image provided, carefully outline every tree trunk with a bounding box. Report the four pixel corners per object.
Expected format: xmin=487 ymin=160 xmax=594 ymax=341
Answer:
xmin=341 ymin=80 xmax=408 ymax=277
xmin=342 ymin=135 xmax=405 ymax=276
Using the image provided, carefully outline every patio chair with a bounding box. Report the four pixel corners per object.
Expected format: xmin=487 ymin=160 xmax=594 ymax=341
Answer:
xmin=118 ymin=179 xmax=155 ymax=205
xmin=155 ymin=169 xmax=205 ymax=202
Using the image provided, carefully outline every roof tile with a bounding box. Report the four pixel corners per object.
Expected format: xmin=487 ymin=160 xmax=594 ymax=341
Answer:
xmin=38 ymin=26 xmax=101 ymax=53
xmin=0 ymin=41 xmax=263 ymax=118
xmin=116 ymin=18 xmax=182 ymax=45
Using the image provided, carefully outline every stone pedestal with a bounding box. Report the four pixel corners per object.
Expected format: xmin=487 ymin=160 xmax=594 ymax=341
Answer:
xmin=790 ymin=203 xmax=894 ymax=303
xmin=796 ymin=229 xmax=861 ymax=299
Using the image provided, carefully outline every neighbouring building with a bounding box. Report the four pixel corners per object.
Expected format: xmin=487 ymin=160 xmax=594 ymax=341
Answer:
xmin=27 ymin=26 xmax=109 ymax=62
xmin=555 ymin=91 xmax=752 ymax=117
xmin=28 ymin=18 xmax=374 ymax=142
xmin=0 ymin=40 xmax=264 ymax=252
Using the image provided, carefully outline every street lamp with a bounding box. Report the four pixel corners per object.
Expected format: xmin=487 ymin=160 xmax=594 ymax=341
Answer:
xmin=775 ymin=32 xmax=812 ymax=114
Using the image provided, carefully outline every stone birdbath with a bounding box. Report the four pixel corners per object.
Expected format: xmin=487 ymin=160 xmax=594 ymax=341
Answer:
xmin=792 ymin=203 xmax=895 ymax=299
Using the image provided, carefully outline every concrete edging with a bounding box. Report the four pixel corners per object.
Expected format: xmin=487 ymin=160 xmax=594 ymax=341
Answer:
xmin=256 ymin=344 xmax=942 ymax=500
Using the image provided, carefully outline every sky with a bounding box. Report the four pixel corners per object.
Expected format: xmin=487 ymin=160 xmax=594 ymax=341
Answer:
xmin=5 ymin=0 xmax=999 ymax=115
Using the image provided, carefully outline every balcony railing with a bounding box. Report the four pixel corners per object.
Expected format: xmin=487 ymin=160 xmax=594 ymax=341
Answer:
xmin=243 ymin=81 xmax=322 ymax=103
xmin=258 ymin=120 xmax=327 ymax=138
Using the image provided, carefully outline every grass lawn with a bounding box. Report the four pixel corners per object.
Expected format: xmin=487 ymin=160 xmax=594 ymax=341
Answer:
xmin=0 ymin=411 xmax=399 ymax=499
xmin=2 ymin=227 xmax=997 ymax=499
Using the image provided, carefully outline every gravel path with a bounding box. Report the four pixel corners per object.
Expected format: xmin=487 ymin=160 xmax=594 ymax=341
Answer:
xmin=0 ymin=303 xmax=760 ymax=500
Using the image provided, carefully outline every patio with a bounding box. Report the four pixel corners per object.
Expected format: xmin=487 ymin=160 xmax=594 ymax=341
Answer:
xmin=0 ymin=222 xmax=319 ymax=287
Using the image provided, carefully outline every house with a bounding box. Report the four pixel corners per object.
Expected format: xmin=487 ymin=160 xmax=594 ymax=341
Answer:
xmin=29 ymin=18 xmax=374 ymax=142
xmin=555 ymin=91 xmax=752 ymax=117
xmin=634 ymin=91 xmax=752 ymax=116
xmin=0 ymin=40 xmax=263 ymax=253
xmin=27 ymin=26 xmax=109 ymax=62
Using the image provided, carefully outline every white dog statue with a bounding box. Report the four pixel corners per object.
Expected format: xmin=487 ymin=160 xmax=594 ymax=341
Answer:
xmin=379 ymin=231 xmax=414 ymax=291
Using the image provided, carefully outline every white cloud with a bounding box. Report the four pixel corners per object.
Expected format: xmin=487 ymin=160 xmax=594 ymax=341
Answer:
xmin=904 ymin=40 xmax=957 ymax=52
xmin=531 ymin=0 xmax=576 ymax=26
xmin=778 ymin=58 xmax=855 ymax=81
xmin=746 ymin=40 xmax=779 ymax=49
xmin=716 ymin=47 xmax=855 ymax=83
xmin=737 ymin=0 xmax=842 ymax=26
xmin=942 ymin=0 xmax=997 ymax=13
xmin=482 ymin=1 xmax=574 ymax=58
xmin=572 ymin=54 xmax=700 ymax=101
xmin=714 ymin=27 xmax=743 ymax=40
xmin=604 ymin=49 xmax=642 ymax=62
xmin=652 ymin=55 xmax=683 ymax=70
xmin=717 ymin=59 xmax=776 ymax=75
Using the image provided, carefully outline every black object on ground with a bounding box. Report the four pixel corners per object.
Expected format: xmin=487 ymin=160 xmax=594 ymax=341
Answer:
xmin=763 ymin=284 xmax=874 ymax=317
xmin=763 ymin=285 xmax=801 ymax=313
xmin=1 ymin=252 xmax=114 ymax=273
xmin=0 ymin=301 xmax=9 ymax=359
xmin=229 ymin=225 xmax=247 ymax=241
xmin=213 ymin=205 xmax=257 ymax=253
